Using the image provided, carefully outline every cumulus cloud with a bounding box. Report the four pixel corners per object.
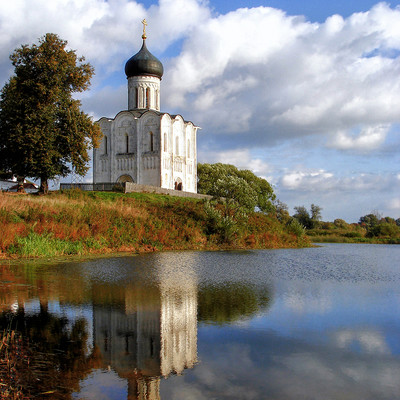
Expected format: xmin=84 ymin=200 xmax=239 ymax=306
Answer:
xmin=387 ymin=195 xmax=400 ymax=213
xmin=329 ymin=125 xmax=389 ymax=151
xmin=284 ymin=288 xmax=332 ymax=314
xmin=199 ymin=148 xmax=274 ymax=180
xmin=279 ymin=169 xmax=396 ymax=193
xmin=162 ymin=2 xmax=400 ymax=151
xmin=334 ymin=329 xmax=390 ymax=355
xmin=0 ymin=0 xmax=210 ymax=86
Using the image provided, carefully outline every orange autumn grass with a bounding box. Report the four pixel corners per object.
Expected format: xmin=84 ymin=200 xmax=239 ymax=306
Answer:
xmin=0 ymin=190 xmax=309 ymax=259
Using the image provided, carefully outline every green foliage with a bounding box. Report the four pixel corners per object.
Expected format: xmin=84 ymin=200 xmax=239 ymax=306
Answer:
xmin=334 ymin=219 xmax=348 ymax=228
xmin=9 ymin=232 xmax=84 ymax=257
xmin=358 ymin=212 xmax=400 ymax=239
xmin=305 ymin=210 xmax=400 ymax=243
xmin=359 ymin=213 xmax=380 ymax=230
xmin=293 ymin=204 xmax=323 ymax=229
xmin=198 ymin=163 xmax=276 ymax=243
xmin=197 ymin=283 xmax=272 ymax=325
xmin=0 ymin=33 xmax=102 ymax=193
xmin=368 ymin=221 xmax=400 ymax=238
xmin=286 ymin=218 xmax=306 ymax=237
xmin=275 ymin=200 xmax=290 ymax=223
xmin=310 ymin=204 xmax=322 ymax=226
xmin=203 ymin=200 xmax=239 ymax=243
xmin=197 ymin=163 xmax=276 ymax=213
xmin=344 ymin=231 xmax=362 ymax=238
xmin=293 ymin=206 xmax=311 ymax=229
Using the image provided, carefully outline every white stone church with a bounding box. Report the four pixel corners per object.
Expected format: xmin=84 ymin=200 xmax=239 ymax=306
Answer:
xmin=93 ymin=21 xmax=198 ymax=193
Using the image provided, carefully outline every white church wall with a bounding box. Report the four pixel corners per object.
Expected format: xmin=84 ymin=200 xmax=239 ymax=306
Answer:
xmin=185 ymin=124 xmax=196 ymax=193
xmin=138 ymin=111 xmax=161 ymax=186
xmin=113 ymin=112 xmax=137 ymax=183
xmin=94 ymin=118 xmax=112 ymax=183
xmin=160 ymin=115 xmax=173 ymax=189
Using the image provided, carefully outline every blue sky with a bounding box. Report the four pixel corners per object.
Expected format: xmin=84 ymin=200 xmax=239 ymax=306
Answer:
xmin=0 ymin=0 xmax=399 ymax=221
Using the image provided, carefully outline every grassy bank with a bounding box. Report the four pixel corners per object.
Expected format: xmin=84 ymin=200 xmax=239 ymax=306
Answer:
xmin=0 ymin=190 xmax=309 ymax=259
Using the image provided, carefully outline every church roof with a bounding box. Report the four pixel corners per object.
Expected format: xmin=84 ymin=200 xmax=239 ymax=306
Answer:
xmin=125 ymin=39 xmax=164 ymax=79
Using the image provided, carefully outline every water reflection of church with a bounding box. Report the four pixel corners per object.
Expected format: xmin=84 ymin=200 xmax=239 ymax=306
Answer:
xmin=92 ymin=266 xmax=197 ymax=399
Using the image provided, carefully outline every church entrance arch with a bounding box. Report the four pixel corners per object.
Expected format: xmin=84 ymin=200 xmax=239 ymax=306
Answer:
xmin=174 ymin=178 xmax=183 ymax=191
xmin=117 ymin=175 xmax=134 ymax=183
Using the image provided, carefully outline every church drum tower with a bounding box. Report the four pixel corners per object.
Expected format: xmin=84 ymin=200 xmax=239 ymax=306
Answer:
xmin=93 ymin=20 xmax=198 ymax=193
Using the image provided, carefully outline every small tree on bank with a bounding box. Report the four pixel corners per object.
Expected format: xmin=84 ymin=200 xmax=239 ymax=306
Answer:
xmin=197 ymin=163 xmax=276 ymax=242
xmin=0 ymin=33 xmax=101 ymax=193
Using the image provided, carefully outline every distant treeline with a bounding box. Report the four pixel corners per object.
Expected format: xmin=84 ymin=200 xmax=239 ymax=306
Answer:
xmin=288 ymin=205 xmax=400 ymax=244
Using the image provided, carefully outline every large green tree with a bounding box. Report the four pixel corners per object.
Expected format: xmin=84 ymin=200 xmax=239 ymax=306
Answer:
xmin=0 ymin=33 xmax=101 ymax=193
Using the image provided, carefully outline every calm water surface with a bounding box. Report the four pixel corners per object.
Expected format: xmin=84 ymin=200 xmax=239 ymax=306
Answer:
xmin=1 ymin=243 xmax=400 ymax=399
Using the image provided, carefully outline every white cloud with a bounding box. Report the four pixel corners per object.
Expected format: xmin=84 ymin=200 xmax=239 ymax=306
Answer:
xmin=334 ymin=329 xmax=390 ymax=355
xmin=284 ymin=288 xmax=332 ymax=314
xmin=280 ymin=169 xmax=335 ymax=191
xmin=329 ymin=125 xmax=389 ymax=151
xmin=279 ymin=169 xmax=396 ymax=193
xmin=0 ymin=0 xmax=210 ymax=86
xmin=199 ymin=148 xmax=273 ymax=180
xmin=162 ymin=2 xmax=400 ymax=151
xmin=387 ymin=196 xmax=400 ymax=213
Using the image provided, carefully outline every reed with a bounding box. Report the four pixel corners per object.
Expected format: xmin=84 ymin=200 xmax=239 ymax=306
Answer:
xmin=0 ymin=329 xmax=24 ymax=399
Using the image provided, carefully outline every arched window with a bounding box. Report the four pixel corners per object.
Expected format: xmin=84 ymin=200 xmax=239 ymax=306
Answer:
xmin=135 ymin=87 xmax=139 ymax=109
xmin=187 ymin=139 xmax=190 ymax=158
xmin=104 ymin=136 xmax=108 ymax=155
xmin=141 ymin=87 xmax=145 ymax=108
xmin=164 ymin=133 xmax=167 ymax=152
xmin=175 ymin=136 xmax=179 ymax=155
xmin=146 ymin=87 xmax=150 ymax=109
xmin=149 ymin=132 xmax=154 ymax=152
xmin=125 ymin=134 xmax=129 ymax=153
xmin=174 ymin=180 xmax=182 ymax=191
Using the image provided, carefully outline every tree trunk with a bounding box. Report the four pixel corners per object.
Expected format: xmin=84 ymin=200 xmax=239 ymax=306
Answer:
xmin=39 ymin=177 xmax=48 ymax=194
xmin=17 ymin=176 xmax=25 ymax=193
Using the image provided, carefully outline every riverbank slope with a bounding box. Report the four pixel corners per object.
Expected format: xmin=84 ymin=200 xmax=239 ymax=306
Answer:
xmin=0 ymin=190 xmax=309 ymax=259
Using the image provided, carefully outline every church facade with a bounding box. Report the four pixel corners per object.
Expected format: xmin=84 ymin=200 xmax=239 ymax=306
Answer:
xmin=93 ymin=22 xmax=198 ymax=193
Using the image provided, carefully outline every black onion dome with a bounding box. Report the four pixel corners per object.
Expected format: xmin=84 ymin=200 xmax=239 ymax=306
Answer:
xmin=125 ymin=40 xmax=164 ymax=79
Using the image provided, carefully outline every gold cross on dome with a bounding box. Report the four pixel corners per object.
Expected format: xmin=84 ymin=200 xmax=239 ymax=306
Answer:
xmin=142 ymin=19 xmax=148 ymax=39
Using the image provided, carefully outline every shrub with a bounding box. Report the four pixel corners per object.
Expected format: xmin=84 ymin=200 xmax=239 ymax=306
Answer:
xmin=286 ymin=218 xmax=306 ymax=237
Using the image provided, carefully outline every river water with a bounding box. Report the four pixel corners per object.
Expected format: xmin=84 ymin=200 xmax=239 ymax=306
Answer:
xmin=1 ymin=243 xmax=400 ymax=399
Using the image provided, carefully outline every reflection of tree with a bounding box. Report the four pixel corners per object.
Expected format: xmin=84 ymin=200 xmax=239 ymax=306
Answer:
xmin=0 ymin=304 xmax=101 ymax=399
xmin=0 ymin=263 xmax=90 ymax=313
xmin=197 ymin=282 xmax=272 ymax=325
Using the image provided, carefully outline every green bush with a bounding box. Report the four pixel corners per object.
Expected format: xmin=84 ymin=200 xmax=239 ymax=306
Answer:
xmin=286 ymin=218 xmax=305 ymax=237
